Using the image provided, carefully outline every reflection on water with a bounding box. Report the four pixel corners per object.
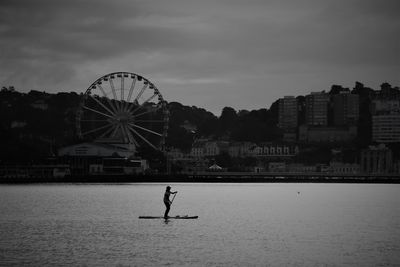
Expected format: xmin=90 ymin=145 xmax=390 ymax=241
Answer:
xmin=0 ymin=183 xmax=399 ymax=266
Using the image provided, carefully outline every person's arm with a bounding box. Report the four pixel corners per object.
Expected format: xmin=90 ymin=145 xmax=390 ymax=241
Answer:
xmin=172 ymin=191 xmax=178 ymax=194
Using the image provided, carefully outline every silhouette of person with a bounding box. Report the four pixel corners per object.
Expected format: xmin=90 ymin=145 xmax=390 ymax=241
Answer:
xmin=164 ymin=186 xmax=177 ymax=219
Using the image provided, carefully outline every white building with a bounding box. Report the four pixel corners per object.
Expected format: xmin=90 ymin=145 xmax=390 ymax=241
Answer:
xmin=249 ymin=143 xmax=299 ymax=157
xmin=228 ymin=142 xmax=254 ymax=158
xmin=204 ymin=141 xmax=220 ymax=157
xmin=329 ymin=162 xmax=360 ymax=174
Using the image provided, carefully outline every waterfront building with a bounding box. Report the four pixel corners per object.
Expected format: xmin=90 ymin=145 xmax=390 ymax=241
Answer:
xmin=249 ymin=143 xmax=299 ymax=158
xmin=190 ymin=140 xmax=229 ymax=158
xmin=57 ymin=143 xmax=146 ymax=176
xmin=360 ymin=144 xmax=393 ymax=174
xmin=329 ymin=162 xmax=360 ymax=174
xmin=204 ymin=141 xmax=229 ymax=157
xmin=190 ymin=140 xmax=206 ymax=158
xmin=287 ymin=163 xmax=317 ymax=173
xmin=268 ymin=162 xmax=286 ymax=172
xmin=305 ymin=91 xmax=329 ymax=126
xmin=58 ymin=142 xmax=135 ymax=158
xmin=204 ymin=141 xmax=220 ymax=157
xmin=333 ymin=92 xmax=359 ymax=126
xmin=228 ymin=142 xmax=254 ymax=158
xmin=278 ymin=96 xmax=298 ymax=129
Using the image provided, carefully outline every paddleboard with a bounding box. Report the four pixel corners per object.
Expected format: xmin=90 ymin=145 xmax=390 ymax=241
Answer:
xmin=139 ymin=215 xmax=198 ymax=219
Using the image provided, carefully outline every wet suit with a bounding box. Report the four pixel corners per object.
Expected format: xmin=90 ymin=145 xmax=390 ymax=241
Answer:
xmin=164 ymin=189 xmax=177 ymax=218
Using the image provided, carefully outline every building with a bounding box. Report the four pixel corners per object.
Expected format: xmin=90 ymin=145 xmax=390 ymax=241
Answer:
xmin=190 ymin=140 xmax=206 ymax=158
xmin=190 ymin=140 xmax=229 ymax=158
xmin=372 ymin=114 xmax=400 ymax=143
xmin=329 ymin=162 xmax=360 ymax=174
xmin=287 ymin=163 xmax=316 ymax=173
xmin=371 ymin=98 xmax=400 ymax=143
xmin=278 ymin=96 xmax=298 ymax=129
xmin=228 ymin=142 xmax=254 ymax=158
xmin=305 ymin=91 xmax=329 ymax=126
xmin=57 ymin=143 xmax=147 ymax=176
xmin=249 ymin=143 xmax=299 ymax=158
xmin=204 ymin=141 xmax=220 ymax=157
xmin=333 ymin=92 xmax=359 ymax=126
xmin=58 ymin=143 xmax=135 ymax=158
xmin=268 ymin=162 xmax=286 ymax=172
xmin=371 ymin=99 xmax=400 ymax=114
xmin=360 ymin=144 xmax=393 ymax=174
xmin=299 ymin=125 xmax=357 ymax=143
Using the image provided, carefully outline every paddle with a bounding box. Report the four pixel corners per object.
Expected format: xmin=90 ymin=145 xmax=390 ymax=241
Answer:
xmin=171 ymin=191 xmax=177 ymax=204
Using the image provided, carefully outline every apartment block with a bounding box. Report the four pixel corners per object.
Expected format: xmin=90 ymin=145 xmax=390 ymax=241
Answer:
xmin=333 ymin=92 xmax=359 ymax=126
xmin=372 ymin=114 xmax=400 ymax=143
xmin=371 ymin=98 xmax=400 ymax=143
xmin=305 ymin=91 xmax=329 ymax=126
xmin=278 ymin=96 xmax=298 ymax=129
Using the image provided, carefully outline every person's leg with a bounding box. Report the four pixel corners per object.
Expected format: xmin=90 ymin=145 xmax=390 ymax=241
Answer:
xmin=164 ymin=202 xmax=170 ymax=218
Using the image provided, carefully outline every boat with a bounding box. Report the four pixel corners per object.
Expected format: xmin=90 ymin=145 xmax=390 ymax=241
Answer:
xmin=139 ymin=215 xmax=198 ymax=219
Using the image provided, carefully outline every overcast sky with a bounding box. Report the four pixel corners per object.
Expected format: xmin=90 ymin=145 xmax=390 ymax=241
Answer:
xmin=1 ymin=0 xmax=399 ymax=115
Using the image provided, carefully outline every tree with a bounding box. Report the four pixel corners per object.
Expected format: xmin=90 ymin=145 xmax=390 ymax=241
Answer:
xmin=219 ymin=106 xmax=238 ymax=134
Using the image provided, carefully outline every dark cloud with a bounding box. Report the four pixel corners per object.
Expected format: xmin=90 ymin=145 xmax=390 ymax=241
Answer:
xmin=0 ymin=0 xmax=399 ymax=113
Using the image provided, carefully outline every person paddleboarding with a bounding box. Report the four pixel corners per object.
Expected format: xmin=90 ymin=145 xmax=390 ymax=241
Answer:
xmin=164 ymin=186 xmax=177 ymax=219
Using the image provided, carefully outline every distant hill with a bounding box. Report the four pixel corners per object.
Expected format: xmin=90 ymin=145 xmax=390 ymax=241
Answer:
xmin=0 ymin=88 xmax=280 ymax=162
xmin=1 ymin=81 xmax=399 ymax=163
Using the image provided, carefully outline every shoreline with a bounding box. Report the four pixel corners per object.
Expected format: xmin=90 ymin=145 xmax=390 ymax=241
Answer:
xmin=1 ymin=175 xmax=399 ymax=184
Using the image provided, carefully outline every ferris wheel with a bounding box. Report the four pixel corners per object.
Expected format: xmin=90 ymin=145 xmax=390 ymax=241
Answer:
xmin=76 ymin=72 xmax=169 ymax=152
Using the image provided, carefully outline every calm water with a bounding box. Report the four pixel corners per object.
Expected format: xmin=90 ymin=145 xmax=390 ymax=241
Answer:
xmin=0 ymin=183 xmax=399 ymax=266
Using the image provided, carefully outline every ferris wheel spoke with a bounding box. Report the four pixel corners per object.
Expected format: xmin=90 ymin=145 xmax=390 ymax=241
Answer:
xmin=109 ymin=78 xmax=118 ymax=100
xmin=80 ymin=119 xmax=110 ymax=122
xmin=121 ymin=75 xmax=124 ymax=102
xmin=125 ymin=126 xmax=139 ymax=146
xmin=82 ymin=105 xmax=115 ymax=120
xmin=127 ymin=76 xmax=137 ymax=103
xmin=132 ymin=93 xmax=157 ymax=114
xmin=127 ymin=125 xmax=158 ymax=150
xmin=123 ymin=101 xmax=133 ymax=113
xmin=129 ymin=123 xmax=162 ymax=137
xmin=81 ymin=123 xmax=113 ymax=136
xmin=111 ymin=124 xmax=121 ymax=138
xmin=109 ymin=78 xmax=123 ymax=111
xmin=99 ymin=123 xmax=117 ymax=138
xmin=97 ymin=84 xmax=118 ymax=113
xmin=134 ymin=82 xmax=148 ymax=103
xmin=89 ymin=95 xmax=115 ymax=116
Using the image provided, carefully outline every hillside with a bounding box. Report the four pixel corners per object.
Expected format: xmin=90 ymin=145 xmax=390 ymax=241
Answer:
xmin=0 ymin=88 xmax=280 ymax=162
